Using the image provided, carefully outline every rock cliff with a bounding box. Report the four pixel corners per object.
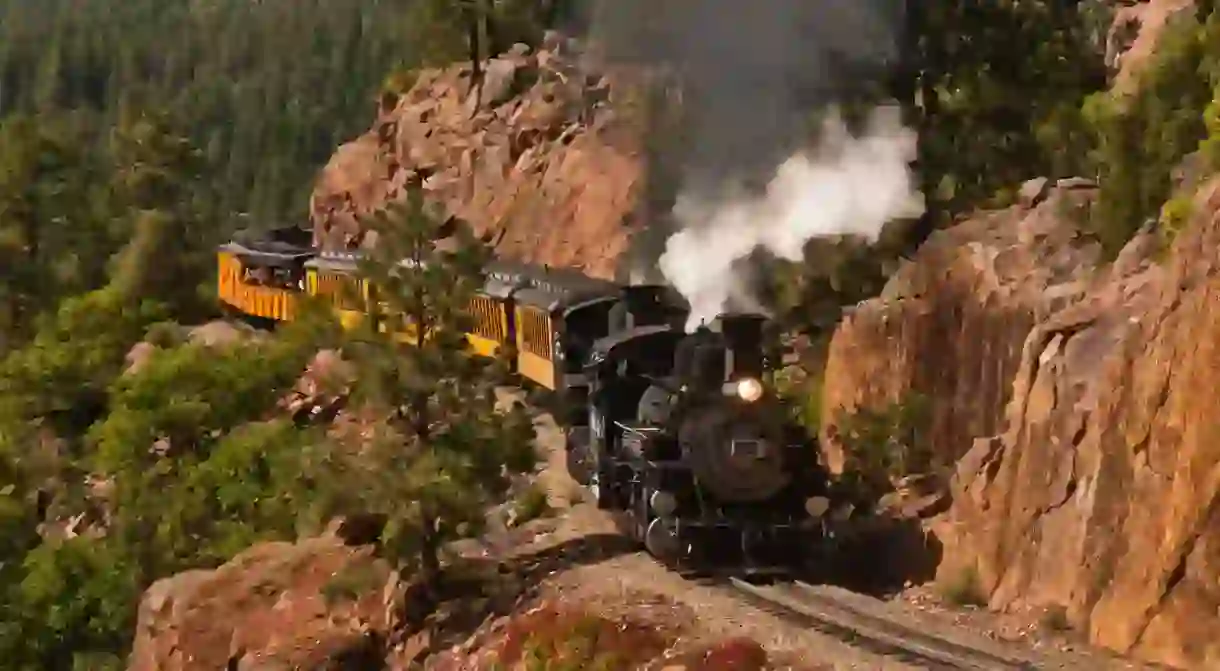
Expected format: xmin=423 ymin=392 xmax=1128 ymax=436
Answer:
xmin=822 ymin=172 xmax=1220 ymax=668
xmin=310 ymin=35 xmax=649 ymax=279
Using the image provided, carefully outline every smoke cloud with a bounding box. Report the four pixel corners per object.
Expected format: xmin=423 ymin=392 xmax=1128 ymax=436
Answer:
xmin=660 ymin=106 xmax=923 ymax=330
xmin=589 ymin=0 xmax=923 ymax=330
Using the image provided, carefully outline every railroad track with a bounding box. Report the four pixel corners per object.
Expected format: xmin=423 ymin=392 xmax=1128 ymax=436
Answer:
xmin=728 ymin=578 xmax=1042 ymax=670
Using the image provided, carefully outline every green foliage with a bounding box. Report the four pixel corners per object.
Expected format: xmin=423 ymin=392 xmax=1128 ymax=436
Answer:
xmin=1159 ymin=194 xmax=1196 ymax=248
xmin=0 ymin=287 xmax=165 ymax=439
xmin=0 ymin=2 xmax=567 ymax=665
xmin=833 ymin=393 xmax=935 ymax=502
xmin=772 ymin=364 xmax=823 ymax=437
xmin=1084 ymin=12 xmax=1217 ymax=256
xmin=906 ymin=1 xmax=1109 ymax=222
xmin=0 ymin=114 xmax=104 ymax=348
xmin=10 ymin=538 xmax=139 ymax=671
xmin=0 ymin=295 xmax=340 ymax=665
xmin=90 ymin=318 xmax=332 ymax=569
xmin=0 ymin=109 xmax=223 ymax=358
xmin=510 ymin=483 xmax=553 ymax=526
xmin=937 ymin=564 xmax=988 ymax=607
xmin=407 ymin=0 xmax=571 ymax=68
xmin=766 ymin=238 xmax=893 ymax=338
xmin=311 ymin=190 xmax=536 ymax=581
xmin=320 ymin=560 xmax=386 ymax=607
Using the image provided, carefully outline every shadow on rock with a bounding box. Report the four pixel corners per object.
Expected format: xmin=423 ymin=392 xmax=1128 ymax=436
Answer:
xmin=401 ymin=532 xmax=639 ymax=660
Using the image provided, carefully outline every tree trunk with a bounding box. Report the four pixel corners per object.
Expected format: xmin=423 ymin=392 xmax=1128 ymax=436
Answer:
xmin=409 ymin=280 xmax=432 ymax=441
xmin=464 ymin=0 xmax=485 ymax=115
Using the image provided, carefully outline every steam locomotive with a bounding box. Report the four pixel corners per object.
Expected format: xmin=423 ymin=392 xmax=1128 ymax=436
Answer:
xmin=216 ymin=231 xmax=834 ymax=574
xmin=569 ymin=286 xmax=833 ymax=574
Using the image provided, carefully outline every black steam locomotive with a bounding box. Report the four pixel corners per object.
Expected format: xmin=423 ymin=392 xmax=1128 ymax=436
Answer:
xmin=565 ymin=286 xmax=833 ymax=574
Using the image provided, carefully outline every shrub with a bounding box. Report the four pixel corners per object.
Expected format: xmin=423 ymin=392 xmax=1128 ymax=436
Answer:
xmin=1040 ymin=606 xmax=1071 ymax=633
xmin=1086 ymin=11 xmax=1216 ymax=256
xmin=834 ymin=393 xmax=935 ymax=501
xmin=1159 ymin=194 xmax=1196 ymax=247
xmin=937 ymin=564 xmax=987 ymax=607
xmin=510 ymin=483 xmax=552 ymax=527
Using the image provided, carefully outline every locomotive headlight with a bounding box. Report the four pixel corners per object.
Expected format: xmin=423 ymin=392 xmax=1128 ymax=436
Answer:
xmin=730 ymin=377 xmax=764 ymax=403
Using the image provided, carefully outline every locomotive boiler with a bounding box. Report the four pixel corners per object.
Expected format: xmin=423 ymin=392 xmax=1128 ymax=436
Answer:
xmin=575 ymin=294 xmax=833 ymax=573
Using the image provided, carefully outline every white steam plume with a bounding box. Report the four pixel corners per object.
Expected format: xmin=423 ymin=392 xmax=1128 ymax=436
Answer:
xmin=658 ymin=105 xmax=924 ymax=331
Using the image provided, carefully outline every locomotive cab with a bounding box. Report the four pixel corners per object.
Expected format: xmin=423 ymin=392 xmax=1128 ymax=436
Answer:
xmin=575 ymin=326 xmax=682 ymax=487
xmin=609 ymin=285 xmax=689 ymax=333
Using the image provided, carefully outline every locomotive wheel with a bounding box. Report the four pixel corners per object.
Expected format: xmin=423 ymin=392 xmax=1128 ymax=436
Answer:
xmin=643 ymin=517 xmax=681 ymax=560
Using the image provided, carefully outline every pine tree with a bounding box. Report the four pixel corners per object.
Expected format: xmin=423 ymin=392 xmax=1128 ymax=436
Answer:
xmin=316 ymin=188 xmax=535 ymax=589
xmin=0 ymin=114 xmax=86 ymax=351
xmin=106 ymin=111 xmax=215 ymax=318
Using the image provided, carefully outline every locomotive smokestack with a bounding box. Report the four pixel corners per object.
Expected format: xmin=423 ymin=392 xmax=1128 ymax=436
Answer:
xmin=715 ymin=313 xmax=766 ymax=379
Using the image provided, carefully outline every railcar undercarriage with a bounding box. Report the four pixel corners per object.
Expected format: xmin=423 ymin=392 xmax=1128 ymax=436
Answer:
xmin=568 ymin=414 xmax=829 ymax=576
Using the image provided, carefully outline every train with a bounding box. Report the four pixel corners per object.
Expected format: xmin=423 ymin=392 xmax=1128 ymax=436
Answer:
xmin=216 ymin=226 xmax=835 ymax=574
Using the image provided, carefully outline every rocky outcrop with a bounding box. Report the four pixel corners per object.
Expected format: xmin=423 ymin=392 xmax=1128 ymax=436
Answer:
xmin=821 ymin=176 xmax=1220 ymax=668
xmin=821 ymin=178 xmax=1101 ymax=473
xmin=128 ymin=537 xmax=403 ymax=671
xmin=1107 ymin=0 xmax=1197 ymax=94
xmin=310 ymin=35 xmax=649 ymax=279
xmin=126 ymin=535 xmax=793 ymax=671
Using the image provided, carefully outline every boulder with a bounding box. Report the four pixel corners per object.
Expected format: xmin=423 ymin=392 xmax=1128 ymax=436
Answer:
xmin=128 ymin=538 xmax=400 ymax=671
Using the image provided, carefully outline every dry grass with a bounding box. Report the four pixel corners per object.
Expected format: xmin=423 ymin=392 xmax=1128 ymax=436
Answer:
xmin=488 ymin=603 xmax=669 ymax=670
xmin=936 ymin=565 xmax=988 ymax=607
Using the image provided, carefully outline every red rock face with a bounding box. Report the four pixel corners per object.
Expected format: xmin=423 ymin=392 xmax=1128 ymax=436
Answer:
xmin=822 ymin=174 xmax=1220 ymax=668
xmin=309 ymin=42 xmax=650 ymax=280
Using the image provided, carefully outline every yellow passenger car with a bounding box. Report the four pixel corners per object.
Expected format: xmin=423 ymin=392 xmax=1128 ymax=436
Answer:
xmin=216 ymin=242 xmax=314 ymax=322
xmin=385 ymin=262 xmax=516 ymax=354
xmin=304 ymin=252 xmax=370 ymax=330
xmin=510 ymin=268 xmax=619 ymax=392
